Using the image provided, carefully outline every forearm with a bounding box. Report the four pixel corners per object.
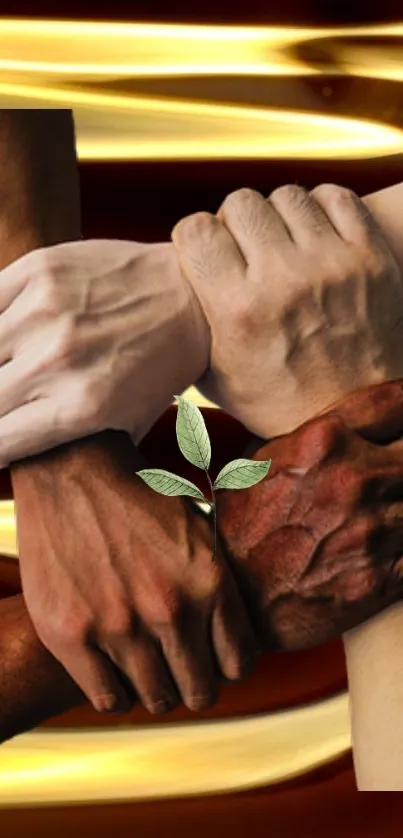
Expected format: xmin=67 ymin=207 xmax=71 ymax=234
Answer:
xmin=343 ymin=605 xmax=403 ymax=790
xmin=0 ymin=595 xmax=83 ymax=741
xmin=0 ymin=110 xmax=86 ymax=737
xmin=1 ymin=176 xmax=403 ymax=742
xmin=0 ymin=110 xmax=80 ymax=265
xmin=339 ymin=187 xmax=403 ymax=792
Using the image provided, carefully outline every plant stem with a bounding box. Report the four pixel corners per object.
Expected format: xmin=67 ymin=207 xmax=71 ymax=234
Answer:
xmin=206 ymin=472 xmax=217 ymax=561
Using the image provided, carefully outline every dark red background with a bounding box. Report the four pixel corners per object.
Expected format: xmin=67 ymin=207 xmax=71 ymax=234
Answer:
xmin=0 ymin=0 xmax=403 ymax=832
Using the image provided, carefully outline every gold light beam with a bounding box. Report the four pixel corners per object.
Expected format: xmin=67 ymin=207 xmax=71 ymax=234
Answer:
xmin=0 ymin=693 xmax=350 ymax=807
xmin=0 ymin=19 xmax=401 ymax=79
xmin=0 ymin=82 xmax=401 ymax=161
xmin=0 ymin=20 xmax=402 ymax=160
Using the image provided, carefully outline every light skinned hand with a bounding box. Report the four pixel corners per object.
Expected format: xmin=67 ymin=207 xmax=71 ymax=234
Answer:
xmin=172 ymin=184 xmax=403 ymax=439
xmin=0 ymin=239 xmax=209 ymax=466
xmin=0 ymin=183 xmax=401 ymax=464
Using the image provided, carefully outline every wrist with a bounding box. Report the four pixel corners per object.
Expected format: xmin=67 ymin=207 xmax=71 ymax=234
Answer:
xmin=171 ymin=244 xmax=211 ymax=385
xmin=131 ymin=243 xmax=210 ymax=443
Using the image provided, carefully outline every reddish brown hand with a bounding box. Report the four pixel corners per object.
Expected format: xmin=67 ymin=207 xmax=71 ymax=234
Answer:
xmin=218 ymin=379 xmax=403 ymax=651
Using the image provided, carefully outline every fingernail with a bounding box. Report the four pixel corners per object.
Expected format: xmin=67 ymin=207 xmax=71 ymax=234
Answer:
xmin=94 ymin=692 xmax=132 ymax=715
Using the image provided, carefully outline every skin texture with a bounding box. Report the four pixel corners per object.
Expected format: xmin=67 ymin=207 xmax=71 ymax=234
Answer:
xmin=2 ymin=130 xmax=403 ymax=719
xmin=1 ymin=185 xmax=403 ymax=458
xmin=341 ymin=183 xmax=403 ymax=792
xmin=0 ymin=240 xmax=209 ymax=463
xmin=3 ymin=110 xmax=254 ymax=716
xmin=7 ymin=179 xmax=403 ymax=718
xmin=172 ymin=183 xmax=403 ymax=440
xmin=218 ymin=378 xmax=403 ymax=651
xmin=14 ymin=434 xmax=255 ymax=715
xmin=344 ymin=603 xmax=403 ymax=790
xmin=2 ymin=377 xmax=403 ymax=743
xmin=1 ymin=110 xmax=403 ymax=742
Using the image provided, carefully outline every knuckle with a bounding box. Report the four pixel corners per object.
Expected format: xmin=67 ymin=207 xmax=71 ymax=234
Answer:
xmin=74 ymin=380 xmax=105 ymax=428
xmin=178 ymin=211 xmax=216 ymax=240
xmin=311 ymin=183 xmax=354 ymax=204
xmin=30 ymin=265 xmax=61 ymax=317
xmin=270 ymin=184 xmax=307 ymax=205
xmin=48 ymin=316 xmax=77 ymax=366
xmin=330 ymin=460 xmax=364 ymax=502
xmin=148 ymin=587 xmax=183 ymax=630
xmin=222 ymin=187 xmax=260 ymax=210
xmin=296 ymin=413 xmax=347 ymax=460
xmin=229 ymin=291 xmax=262 ymax=334
xmin=37 ymin=610 xmax=89 ymax=651
xmin=102 ymin=611 xmax=133 ymax=642
xmin=357 ymin=244 xmax=387 ymax=278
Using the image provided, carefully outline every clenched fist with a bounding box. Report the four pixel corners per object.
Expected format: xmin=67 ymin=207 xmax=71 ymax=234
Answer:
xmin=172 ymin=184 xmax=403 ymax=439
xmin=218 ymin=378 xmax=403 ymax=650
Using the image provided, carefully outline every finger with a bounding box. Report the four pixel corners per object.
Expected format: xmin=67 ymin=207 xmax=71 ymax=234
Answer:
xmin=161 ymin=617 xmax=219 ymax=712
xmin=212 ymin=575 xmax=258 ymax=681
xmin=105 ymin=633 xmax=179 ymax=715
xmin=0 ymin=282 xmax=41 ymax=362
xmin=380 ymin=500 xmax=403 ymax=527
xmin=323 ymin=379 xmax=403 ymax=444
xmin=217 ymin=187 xmax=291 ymax=260
xmin=0 ymin=253 xmax=30 ymax=312
xmin=0 ymin=399 xmax=84 ymax=467
xmin=171 ymin=212 xmax=245 ymax=303
xmin=269 ymin=184 xmax=339 ymax=245
xmin=367 ymin=503 xmax=403 ymax=575
xmin=0 ymin=288 xmax=31 ymax=364
xmin=0 ymin=354 xmax=39 ymax=424
xmin=311 ymin=184 xmax=382 ymax=244
xmin=50 ymin=642 xmax=133 ymax=714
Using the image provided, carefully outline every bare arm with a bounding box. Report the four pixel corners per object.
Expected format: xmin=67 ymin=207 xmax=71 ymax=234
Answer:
xmin=0 ymin=115 xmax=402 ymax=741
xmin=1 ymin=176 xmax=403 ymax=741
xmin=4 ymin=110 xmax=244 ymax=721
xmin=343 ymin=605 xmax=403 ymax=790
xmin=0 ymin=110 xmax=85 ymax=738
xmin=340 ymin=185 xmax=403 ymax=791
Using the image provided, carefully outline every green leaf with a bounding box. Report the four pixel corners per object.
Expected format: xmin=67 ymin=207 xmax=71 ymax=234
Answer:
xmin=174 ymin=395 xmax=211 ymax=471
xmin=213 ymin=458 xmax=271 ymax=491
xmin=136 ymin=468 xmax=207 ymax=501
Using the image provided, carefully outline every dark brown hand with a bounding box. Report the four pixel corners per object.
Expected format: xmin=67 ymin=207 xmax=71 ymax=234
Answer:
xmin=218 ymin=379 xmax=403 ymax=651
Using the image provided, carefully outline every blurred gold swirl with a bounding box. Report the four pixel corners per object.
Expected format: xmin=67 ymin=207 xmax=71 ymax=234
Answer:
xmin=0 ymin=19 xmax=401 ymax=159
xmin=0 ymin=694 xmax=350 ymax=807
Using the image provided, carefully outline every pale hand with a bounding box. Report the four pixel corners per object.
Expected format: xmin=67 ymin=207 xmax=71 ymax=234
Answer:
xmin=172 ymin=184 xmax=403 ymax=439
xmin=0 ymin=240 xmax=209 ymax=466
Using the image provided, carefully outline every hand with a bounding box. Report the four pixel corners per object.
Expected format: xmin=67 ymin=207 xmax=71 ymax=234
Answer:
xmin=217 ymin=378 xmax=403 ymax=650
xmin=0 ymin=239 xmax=209 ymax=465
xmin=12 ymin=431 xmax=255 ymax=714
xmin=172 ymin=184 xmax=403 ymax=439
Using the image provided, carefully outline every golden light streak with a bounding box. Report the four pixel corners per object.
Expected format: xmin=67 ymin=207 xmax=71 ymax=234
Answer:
xmin=0 ymin=20 xmax=402 ymax=160
xmin=0 ymin=501 xmax=16 ymax=558
xmin=0 ymin=19 xmax=401 ymax=79
xmin=0 ymin=81 xmax=401 ymax=161
xmin=0 ymin=693 xmax=350 ymax=807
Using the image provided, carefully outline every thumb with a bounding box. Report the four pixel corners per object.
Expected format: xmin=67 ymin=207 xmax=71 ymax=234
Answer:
xmin=320 ymin=378 xmax=403 ymax=445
